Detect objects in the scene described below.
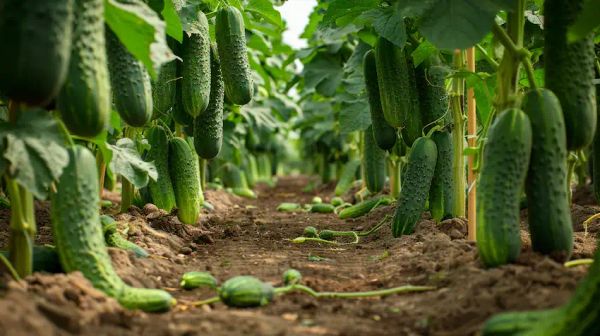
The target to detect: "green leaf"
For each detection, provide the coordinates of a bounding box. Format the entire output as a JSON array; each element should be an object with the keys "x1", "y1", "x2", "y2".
[
  {"x1": 359, "y1": 7, "x2": 407, "y2": 48},
  {"x1": 107, "y1": 138, "x2": 157, "y2": 188},
  {"x1": 321, "y1": 0, "x2": 379, "y2": 28},
  {"x1": 339, "y1": 99, "x2": 371, "y2": 134},
  {"x1": 105, "y1": 0, "x2": 176, "y2": 79},
  {"x1": 302, "y1": 54, "x2": 344, "y2": 97},
  {"x1": 411, "y1": 41, "x2": 437, "y2": 67},
  {"x1": 162, "y1": 0, "x2": 183, "y2": 42},
  {"x1": 464, "y1": 71, "x2": 496, "y2": 127},
  {"x1": 0, "y1": 109, "x2": 70, "y2": 200},
  {"x1": 568, "y1": 0, "x2": 600, "y2": 42},
  {"x1": 246, "y1": 0, "x2": 283, "y2": 28}
]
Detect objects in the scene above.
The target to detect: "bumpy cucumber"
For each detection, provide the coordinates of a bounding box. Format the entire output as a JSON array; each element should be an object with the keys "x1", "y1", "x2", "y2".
[
  {"x1": 215, "y1": 6, "x2": 253, "y2": 105},
  {"x1": 219, "y1": 276, "x2": 274, "y2": 308},
  {"x1": 476, "y1": 109, "x2": 532, "y2": 267},
  {"x1": 363, "y1": 125, "x2": 386, "y2": 193},
  {"x1": 168, "y1": 137, "x2": 202, "y2": 225},
  {"x1": 363, "y1": 49, "x2": 397, "y2": 150},
  {"x1": 172, "y1": 73, "x2": 193, "y2": 126},
  {"x1": 310, "y1": 203, "x2": 335, "y2": 214},
  {"x1": 544, "y1": 0, "x2": 597, "y2": 150},
  {"x1": 429, "y1": 131, "x2": 455, "y2": 222},
  {"x1": 57, "y1": 0, "x2": 110, "y2": 137},
  {"x1": 194, "y1": 44, "x2": 225, "y2": 159},
  {"x1": 338, "y1": 196, "x2": 394, "y2": 219},
  {"x1": 0, "y1": 0, "x2": 73, "y2": 105},
  {"x1": 180, "y1": 271, "x2": 218, "y2": 290},
  {"x1": 51, "y1": 146, "x2": 174, "y2": 312},
  {"x1": 181, "y1": 11, "x2": 211, "y2": 117},
  {"x1": 523, "y1": 89, "x2": 572, "y2": 261},
  {"x1": 152, "y1": 44, "x2": 177, "y2": 118},
  {"x1": 145, "y1": 125, "x2": 176, "y2": 212},
  {"x1": 416, "y1": 59, "x2": 451, "y2": 131},
  {"x1": 106, "y1": 29, "x2": 153, "y2": 127},
  {"x1": 392, "y1": 137, "x2": 437, "y2": 237},
  {"x1": 100, "y1": 215, "x2": 148, "y2": 258}
]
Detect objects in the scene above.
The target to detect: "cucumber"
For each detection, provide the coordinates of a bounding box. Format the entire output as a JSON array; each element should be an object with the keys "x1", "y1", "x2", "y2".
[
  {"x1": 231, "y1": 187, "x2": 257, "y2": 199},
  {"x1": 335, "y1": 160, "x2": 360, "y2": 196},
  {"x1": 0, "y1": 246, "x2": 63, "y2": 274},
  {"x1": 544, "y1": 0, "x2": 597, "y2": 150},
  {"x1": 219, "y1": 276, "x2": 274, "y2": 308},
  {"x1": 152, "y1": 43, "x2": 177, "y2": 118},
  {"x1": 194, "y1": 44, "x2": 225, "y2": 159},
  {"x1": 363, "y1": 49, "x2": 397, "y2": 150},
  {"x1": 0, "y1": 0, "x2": 73, "y2": 105},
  {"x1": 392, "y1": 137, "x2": 437, "y2": 237},
  {"x1": 181, "y1": 11, "x2": 211, "y2": 117},
  {"x1": 309, "y1": 203, "x2": 335, "y2": 214},
  {"x1": 429, "y1": 131, "x2": 455, "y2": 222},
  {"x1": 476, "y1": 109, "x2": 532, "y2": 267},
  {"x1": 100, "y1": 215, "x2": 148, "y2": 258},
  {"x1": 57, "y1": 0, "x2": 110, "y2": 137},
  {"x1": 106, "y1": 28, "x2": 153, "y2": 127},
  {"x1": 51, "y1": 146, "x2": 174, "y2": 312},
  {"x1": 180, "y1": 271, "x2": 218, "y2": 290},
  {"x1": 338, "y1": 196, "x2": 394, "y2": 220},
  {"x1": 216, "y1": 6, "x2": 253, "y2": 105},
  {"x1": 416, "y1": 59, "x2": 451, "y2": 131},
  {"x1": 303, "y1": 226, "x2": 318, "y2": 238},
  {"x1": 330, "y1": 197, "x2": 344, "y2": 207},
  {"x1": 318, "y1": 230, "x2": 335, "y2": 241},
  {"x1": 145, "y1": 126, "x2": 176, "y2": 212},
  {"x1": 172, "y1": 62, "x2": 193, "y2": 126},
  {"x1": 168, "y1": 138, "x2": 202, "y2": 225},
  {"x1": 282, "y1": 269, "x2": 302, "y2": 286},
  {"x1": 375, "y1": 37, "x2": 421, "y2": 144},
  {"x1": 399, "y1": 48, "x2": 423, "y2": 147},
  {"x1": 363, "y1": 125, "x2": 386, "y2": 193},
  {"x1": 523, "y1": 89, "x2": 573, "y2": 261}
]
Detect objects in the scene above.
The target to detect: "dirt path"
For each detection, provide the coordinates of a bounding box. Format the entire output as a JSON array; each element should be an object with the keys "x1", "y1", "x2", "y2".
[{"x1": 0, "y1": 176, "x2": 598, "y2": 335}]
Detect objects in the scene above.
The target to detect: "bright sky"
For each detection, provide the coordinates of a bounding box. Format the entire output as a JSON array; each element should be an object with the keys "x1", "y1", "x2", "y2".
[{"x1": 279, "y1": 0, "x2": 318, "y2": 49}]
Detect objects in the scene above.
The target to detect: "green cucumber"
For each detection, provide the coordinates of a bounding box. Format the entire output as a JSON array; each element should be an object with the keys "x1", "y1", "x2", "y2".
[
  {"x1": 106, "y1": 28, "x2": 153, "y2": 127},
  {"x1": 57, "y1": 0, "x2": 110, "y2": 137},
  {"x1": 363, "y1": 49, "x2": 397, "y2": 150},
  {"x1": 523, "y1": 89, "x2": 573, "y2": 261},
  {"x1": 544, "y1": 0, "x2": 597, "y2": 150},
  {"x1": 145, "y1": 125, "x2": 176, "y2": 212},
  {"x1": 0, "y1": 246, "x2": 62, "y2": 274},
  {"x1": 303, "y1": 226, "x2": 318, "y2": 238},
  {"x1": 392, "y1": 137, "x2": 437, "y2": 237},
  {"x1": 152, "y1": 42, "x2": 177, "y2": 118},
  {"x1": 363, "y1": 125, "x2": 386, "y2": 193},
  {"x1": 0, "y1": 0, "x2": 73, "y2": 105},
  {"x1": 219, "y1": 276, "x2": 274, "y2": 308},
  {"x1": 282, "y1": 269, "x2": 302, "y2": 286},
  {"x1": 338, "y1": 196, "x2": 394, "y2": 220},
  {"x1": 51, "y1": 146, "x2": 174, "y2": 312},
  {"x1": 169, "y1": 138, "x2": 202, "y2": 225},
  {"x1": 476, "y1": 109, "x2": 532, "y2": 267},
  {"x1": 100, "y1": 215, "x2": 148, "y2": 258},
  {"x1": 194, "y1": 44, "x2": 225, "y2": 159},
  {"x1": 215, "y1": 6, "x2": 253, "y2": 105},
  {"x1": 181, "y1": 11, "x2": 211, "y2": 117},
  {"x1": 231, "y1": 187, "x2": 257, "y2": 199},
  {"x1": 429, "y1": 131, "x2": 455, "y2": 222},
  {"x1": 416, "y1": 59, "x2": 451, "y2": 131},
  {"x1": 180, "y1": 271, "x2": 218, "y2": 290},
  {"x1": 335, "y1": 159, "x2": 360, "y2": 196},
  {"x1": 310, "y1": 203, "x2": 335, "y2": 214}
]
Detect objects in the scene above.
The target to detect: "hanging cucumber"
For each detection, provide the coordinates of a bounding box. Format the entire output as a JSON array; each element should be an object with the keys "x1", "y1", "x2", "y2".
[
  {"x1": 169, "y1": 137, "x2": 202, "y2": 225},
  {"x1": 181, "y1": 11, "x2": 211, "y2": 117},
  {"x1": 429, "y1": 131, "x2": 455, "y2": 222},
  {"x1": 106, "y1": 28, "x2": 153, "y2": 127},
  {"x1": 476, "y1": 109, "x2": 532, "y2": 268},
  {"x1": 57, "y1": 0, "x2": 110, "y2": 137},
  {"x1": 172, "y1": 72, "x2": 193, "y2": 126},
  {"x1": 335, "y1": 159, "x2": 360, "y2": 196},
  {"x1": 152, "y1": 41, "x2": 177, "y2": 119},
  {"x1": 544, "y1": 0, "x2": 597, "y2": 150},
  {"x1": 416, "y1": 58, "x2": 451, "y2": 131},
  {"x1": 145, "y1": 125, "x2": 176, "y2": 212},
  {"x1": 363, "y1": 49, "x2": 397, "y2": 151},
  {"x1": 392, "y1": 137, "x2": 437, "y2": 237},
  {"x1": 0, "y1": 0, "x2": 73, "y2": 105},
  {"x1": 363, "y1": 125, "x2": 386, "y2": 193},
  {"x1": 51, "y1": 146, "x2": 174, "y2": 312},
  {"x1": 216, "y1": 6, "x2": 253, "y2": 105},
  {"x1": 193, "y1": 44, "x2": 225, "y2": 159},
  {"x1": 523, "y1": 89, "x2": 573, "y2": 261}
]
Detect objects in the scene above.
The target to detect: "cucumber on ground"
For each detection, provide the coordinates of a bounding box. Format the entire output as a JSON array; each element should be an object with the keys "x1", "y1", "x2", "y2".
[
  {"x1": 429, "y1": 131, "x2": 455, "y2": 222},
  {"x1": 181, "y1": 11, "x2": 211, "y2": 117},
  {"x1": 363, "y1": 49, "x2": 397, "y2": 150},
  {"x1": 363, "y1": 125, "x2": 386, "y2": 193},
  {"x1": 193, "y1": 44, "x2": 225, "y2": 159},
  {"x1": 335, "y1": 160, "x2": 360, "y2": 196},
  {"x1": 57, "y1": 0, "x2": 110, "y2": 137},
  {"x1": 100, "y1": 215, "x2": 149, "y2": 258},
  {"x1": 392, "y1": 137, "x2": 437, "y2": 237},
  {"x1": 476, "y1": 109, "x2": 532, "y2": 268},
  {"x1": 169, "y1": 137, "x2": 202, "y2": 225},
  {"x1": 338, "y1": 196, "x2": 394, "y2": 220},
  {"x1": 544, "y1": 0, "x2": 597, "y2": 150},
  {"x1": 106, "y1": 28, "x2": 153, "y2": 127},
  {"x1": 180, "y1": 271, "x2": 218, "y2": 290},
  {"x1": 51, "y1": 146, "x2": 174, "y2": 312},
  {"x1": 523, "y1": 89, "x2": 573, "y2": 261},
  {"x1": 310, "y1": 203, "x2": 335, "y2": 214},
  {"x1": 216, "y1": 6, "x2": 253, "y2": 105},
  {"x1": 0, "y1": 0, "x2": 73, "y2": 106},
  {"x1": 219, "y1": 276, "x2": 274, "y2": 308},
  {"x1": 1, "y1": 246, "x2": 63, "y2": 274},
  {"x1": 145, "y1": 125, "x2": 176, "y2": 212}
]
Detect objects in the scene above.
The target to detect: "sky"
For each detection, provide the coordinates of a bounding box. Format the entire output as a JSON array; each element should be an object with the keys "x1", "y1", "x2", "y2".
[{"x1": 278, "y1": 0, "x2": 318, "y2": 49}]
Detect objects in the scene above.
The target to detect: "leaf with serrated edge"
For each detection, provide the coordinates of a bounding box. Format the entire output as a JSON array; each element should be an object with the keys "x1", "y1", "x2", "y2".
[{"x1": 108, "y1": 138, "x2": 157, "y2": 188}]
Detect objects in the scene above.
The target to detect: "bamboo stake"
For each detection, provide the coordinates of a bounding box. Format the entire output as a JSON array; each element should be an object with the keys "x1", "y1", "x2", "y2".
[{"x1": 466, "y1": 47, "x2": 477, "y2": 241}]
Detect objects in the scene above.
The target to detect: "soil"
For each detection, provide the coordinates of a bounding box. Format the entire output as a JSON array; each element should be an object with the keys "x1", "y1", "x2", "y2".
[{"x1": 0, "y1": 176, "x2": 598, "y2": 336}]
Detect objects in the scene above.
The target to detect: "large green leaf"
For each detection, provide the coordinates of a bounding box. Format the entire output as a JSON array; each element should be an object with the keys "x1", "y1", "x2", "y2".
[
  {"x1": 321, "y1": 0, "x2": 379, "y2": 28},
  {"x1": 105, "y1": 0, "x2": 175, "y2": 79},
  {"x1": 0, "y1": 109, "x2": 70, "y2": 200},
  {"x1": 339, "y1": 98, "x2": 371, "y2": 135},
  {"x1": 246, "y1": 0, "x2": 283, "y2": 28},
  {"x1": 568, "y1": 0, "x2": 600, "y2": 42},
  {"x1": 302, "y1": 54, "x2": 344, "y2": 97},
  {"x1": 358, "y1": 6, "x2": 407, "y2": 48},
  {"x1": 107, "y1": 138, "x2": 157, "y2": 188}
]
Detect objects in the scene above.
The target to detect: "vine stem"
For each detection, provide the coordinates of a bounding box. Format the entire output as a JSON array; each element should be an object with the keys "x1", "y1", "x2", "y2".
[
  {"x1": 475, "y1": 44, "x2": 499, "y2": 70},
  {"x1": 564, "y1": 259, "x2": 594, "y2": 268},
  {"x1": 192, "y1": 296, "x2": 221, "y2": 306},
  {"x1": 274, "y1": 284, "x2": 436, "y2": 299},
  {"x1": 0, "y1": 253, "x2": 20, "y2": 281},
  {"x1": 492, "y1": 22, "x2": 538, "y2": 90}
]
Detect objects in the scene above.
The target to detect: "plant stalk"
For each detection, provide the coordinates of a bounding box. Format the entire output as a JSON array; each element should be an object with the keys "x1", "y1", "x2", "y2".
[{"x1": 451, "y1": 51, "x2": 466, "y2": 218}]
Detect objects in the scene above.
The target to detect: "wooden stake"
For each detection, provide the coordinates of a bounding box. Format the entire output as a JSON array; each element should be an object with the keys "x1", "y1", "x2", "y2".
[{"x1": 466, "y1": 47, "x2": 477, "y2": 241}]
